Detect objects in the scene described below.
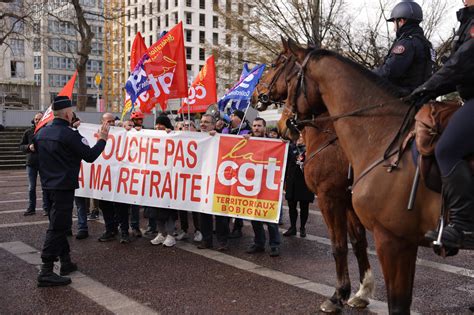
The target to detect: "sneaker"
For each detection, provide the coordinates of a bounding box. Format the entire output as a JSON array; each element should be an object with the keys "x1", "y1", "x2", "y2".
[
  {"x1": 193, "y1": 230, "x2": 203, "y2": 242},
  {"x1": 163, "y1": 235, "x2": 176, "y2": 247},
  {"x1": 246, "y1": 244, "x2": 265, "y2": 254},
  {"x1": 43, "y1": 210, "x2": 49, "y2": 217},
  {"x1": 88, "y1": 210, "x2": 100, "y2": 221},
  {"x1": 150, "y1": 233, "x2": 166, "y2": 245},
  {"x1": 131, "y1": 228, "x2": 142, "y2": 238},
  {"x1": 24, "y1": 209, "x2": 36, "y2": 216},
  {"x1": 120, "y1": 233, "x2": 131, "y2": 244},
  {"x1": 176, "y1": 230, "x2": 188, "y2": 240},
  {"x1": 75, "y1": 230, "x2": 89, "y2": 240},
  {"x1": 228, "y1": 229, "x2": 242, "y2": 239},
  {"x1": 98, "y1": 231, "x2": 115, "y2": 242},
  {"x1": 269, "y1": 247, "x2": 280, "y2": 257}
]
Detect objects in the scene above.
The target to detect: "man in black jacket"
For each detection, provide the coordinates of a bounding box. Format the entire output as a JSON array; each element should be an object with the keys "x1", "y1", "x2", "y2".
[
  {"x1": 410, "y1": 0, "x2": 474, "y2": 249},
  {"x1": 19, "y1": 112, "x2": 49, "y2": 216},
  {"x1": 374, "y1": 0, "x2": 434, "y2": 96}
]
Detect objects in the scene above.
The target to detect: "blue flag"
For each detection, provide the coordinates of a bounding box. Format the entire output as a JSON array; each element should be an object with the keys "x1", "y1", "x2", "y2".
[
  {"x1": 218, "y1": 64, "x2": 265, "y2": 112},
  {"x1": 125, "y1": 54, "x2": 150, "y2": 105}
]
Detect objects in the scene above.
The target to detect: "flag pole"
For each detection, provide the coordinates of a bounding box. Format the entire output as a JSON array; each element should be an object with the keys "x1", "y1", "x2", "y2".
[
  {"x1": 237, "y1": 100, "x2": 249, "y2": 134},
  {"x1": 187, "y1": 98, "x2": 191, "y2": 124}
]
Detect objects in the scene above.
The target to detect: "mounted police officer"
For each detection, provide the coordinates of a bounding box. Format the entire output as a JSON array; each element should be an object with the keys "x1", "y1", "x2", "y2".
[
  {"x1": 410, "y1": 0, "x2": 474, "y2": 249},
  {"x1": 34, "y1": 96, "x2": 109, "y2": 287},
  {"x1": 374, "y1": 0, "x2": 434, "y2": 96}
]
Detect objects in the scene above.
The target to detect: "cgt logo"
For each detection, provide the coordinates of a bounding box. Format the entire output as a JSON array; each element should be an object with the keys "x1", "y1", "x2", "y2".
[
  {"x1": 214, "y1": 137, "x2": 285, "y2": 199},
  {"x1": 183, "y1": 84, "x2": 207, "y2": 105}
]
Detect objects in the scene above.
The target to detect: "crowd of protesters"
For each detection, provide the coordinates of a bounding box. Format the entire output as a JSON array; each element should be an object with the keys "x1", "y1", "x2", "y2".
[{"x1": 20, "y1": 109, "x2": 315, "y2": 258}]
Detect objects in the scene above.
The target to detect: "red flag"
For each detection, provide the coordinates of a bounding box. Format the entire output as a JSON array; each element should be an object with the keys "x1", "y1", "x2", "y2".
[
  {"x1": 130, "y1": 32, "x2": 148, "y2": 72},
  {"x1": 35, "y1": 71, "x2": 77, "y2": 133},
  {"x1": 139, "y1": 22, "x2": 188, "y2": 112},
  {"x1": 179, "y1": 55, "x2": 217, "y2": 113}
]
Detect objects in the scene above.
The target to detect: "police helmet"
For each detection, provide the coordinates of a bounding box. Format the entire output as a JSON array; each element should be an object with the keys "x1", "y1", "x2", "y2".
[{"x1": 387, "y1": 0, "x2": 423, "y2": 22}]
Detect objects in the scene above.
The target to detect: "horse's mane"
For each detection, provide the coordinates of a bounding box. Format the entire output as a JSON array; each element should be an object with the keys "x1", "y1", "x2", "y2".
[{"x1": 310, "y1": 49, "x2": 403, "y2": 98}]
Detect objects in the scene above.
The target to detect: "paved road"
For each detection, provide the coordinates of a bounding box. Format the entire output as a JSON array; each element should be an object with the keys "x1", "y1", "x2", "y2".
[{"x1": 0, "y1": 169, "x2": 473, "y2": 314}]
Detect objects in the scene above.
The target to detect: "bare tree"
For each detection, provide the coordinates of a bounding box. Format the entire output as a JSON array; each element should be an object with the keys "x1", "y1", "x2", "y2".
[{"x1": 0, "y1": 0, "x2": 36, "y2": 47}]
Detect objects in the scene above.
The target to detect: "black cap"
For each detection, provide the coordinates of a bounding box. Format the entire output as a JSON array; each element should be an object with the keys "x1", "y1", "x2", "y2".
[
  {"x1": 232, "y1": 110, "x2": 245, "y2": 121},
  {"x1": 52, "y1": 96, "x2": 72, "y2": 110}
]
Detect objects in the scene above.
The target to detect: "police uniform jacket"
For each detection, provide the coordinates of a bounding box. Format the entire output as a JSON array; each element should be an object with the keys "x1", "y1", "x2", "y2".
[
  {"x1": 374, "y1": 23, "x2": 433, "y2": 95},
  {"x1": 19, "y1": 126, "x2": 39, "y2": 167},
  {"x1": 33, "y1": 118, "x2": 106, "y2": 190},
  {"x1": 417, "y1": 6, "x2": 474, "y2": 100}
]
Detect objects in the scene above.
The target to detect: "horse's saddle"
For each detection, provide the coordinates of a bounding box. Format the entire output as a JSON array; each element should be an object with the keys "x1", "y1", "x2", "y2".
[{"x1": 412, "y1": 101, "x2": 474, "y2": 193}]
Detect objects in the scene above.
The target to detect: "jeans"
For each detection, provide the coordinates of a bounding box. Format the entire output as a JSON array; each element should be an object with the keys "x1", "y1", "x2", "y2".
[
  {"x1": 251, "y1": 221, "x2": 281, "y2": 248},
  {"x1": 74, "y1": 196, "x2": 88, "y2": 232},
  {"x1": 130, "y1": 205, "x2": 140, "y2": 230}
]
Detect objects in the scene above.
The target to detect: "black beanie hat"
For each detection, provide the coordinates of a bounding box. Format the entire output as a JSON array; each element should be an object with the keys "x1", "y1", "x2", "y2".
[
  {"x1": 232, "y1": 110, "x2": 245, "y2": 121},
  {"x1": 52, "y1": 96, "x2": 72, "y2": 110}
]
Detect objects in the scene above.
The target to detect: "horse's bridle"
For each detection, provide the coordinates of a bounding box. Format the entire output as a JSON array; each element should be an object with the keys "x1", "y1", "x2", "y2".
[{"x1": 256, "y1": 52, "x2": 296, "y2": 106}]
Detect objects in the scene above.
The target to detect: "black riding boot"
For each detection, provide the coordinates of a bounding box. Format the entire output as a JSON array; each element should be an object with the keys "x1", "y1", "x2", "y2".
[
  {"x1": 439, "y1": 161, "x2": 474, "y2": 248},
  {"x1": 37, "y1": 258, "x2": 71, "y2": 287},
  {"x1": 59, "y1": 254, "x2": 78, "y2": 276}
]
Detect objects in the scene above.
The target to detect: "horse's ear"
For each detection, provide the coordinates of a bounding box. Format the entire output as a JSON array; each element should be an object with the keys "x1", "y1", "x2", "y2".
[
  {"x1": 287, "y1": 38, "x2": 306, "y2": 62},
  {"x1": 281, "y1": 35, "x2": 288, "y2": 50}
]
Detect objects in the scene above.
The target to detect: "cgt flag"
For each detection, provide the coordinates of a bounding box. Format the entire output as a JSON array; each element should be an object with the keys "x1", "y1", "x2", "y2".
[
  {"x1": 217, "y1": 64, "x2": 265, "y2": 112},
  {"x1": 35, "y1": 71, "x2": 77, "y2": 133},
  {"x1": 125, "y1": 22, "x2": 188, "y2": 113},
  {"x1": 179, "y1": 55, "x2": 217, "y2": 113}
]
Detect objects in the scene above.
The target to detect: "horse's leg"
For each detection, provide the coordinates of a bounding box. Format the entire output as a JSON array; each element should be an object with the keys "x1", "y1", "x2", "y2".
[
  {"x1": 346, "y1": 207, "x2": 374, "y2": 309},
  {"x1": 374, "y1": 225, "x2": 418, "y2": 314},
  {"x1": 318, "y1": 194, "x2": 351, "y2": 313}
]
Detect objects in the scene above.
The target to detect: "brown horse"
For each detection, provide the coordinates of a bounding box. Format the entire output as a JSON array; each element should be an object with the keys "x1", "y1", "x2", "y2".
[
  {"x1": 254, "y1": 38, "x2": 374, "y2": 313},
  {"x1": 280, "y1": 40, "x2": 442, "y2": 314}
]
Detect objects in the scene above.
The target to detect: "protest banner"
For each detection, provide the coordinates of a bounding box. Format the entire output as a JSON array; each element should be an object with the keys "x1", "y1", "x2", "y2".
[{"x1": 75, "y1": 124, "x2": 288, "y2": 223}]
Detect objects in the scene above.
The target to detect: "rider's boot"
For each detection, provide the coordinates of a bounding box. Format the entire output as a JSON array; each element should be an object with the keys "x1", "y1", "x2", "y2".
[{"x1": 436, "y1": 161, "x2": 474, "y2": 248}]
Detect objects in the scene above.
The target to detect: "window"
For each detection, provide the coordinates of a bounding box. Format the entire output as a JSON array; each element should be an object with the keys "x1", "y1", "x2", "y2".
[
  {"x1": 186, "y1": 64, "x2": 192, "y2": 71},
  {"x1": 186, "y1": 46, "x2": 192, "y2": 59},
  {"x1": 134, "y1": 7, "x2": 137, "y2": 18},
  {"x1": 185, "y1": 29, "x2": 192, "y2": 42},
  {"x1": 199, "y1": 0, "x2": 205, "y2": 9},
  {"x1": 127, "y1": 25, "x2": 131, "y2": 36},
  {"x1": 127, "y1": 9, "x2": 130, "y2": 21},
  {"x1": 212, "y1": 0, "x2": 218, "y2": 9},
  {"x1": 225, "y1": 34, "x2": 231, "y2": 45},
  {"x1": 212, "y1": 33, "x2": 218, "y2": 45},
  {"x1": 199, "y1": 64, "x2": 204, "y2": 71},
  {"x1": 238, "y1": 36, "x2": 243, "y2": 48},
  {"x1": 10, "y1": 61, "x2": 25, "y2": 78},
  {"x1": 174, "y1": 0, "x2": 178, "y2": 6},
  {"x1": 33, "y1": 22, "x2": 40, "y2": 34},
  {"x1": 199, "y1": 13, "x2": 205, "y2": 26},
  {"x1": 186, "y1": 0, "x2": 191, "y2": 6},
  {"x1": 225, "y1": 0, "x2": 231, "y2": 12},
  {"x1": 238, "y1": 2, "x2": 243, "y2": 14},
  {"x1": 34, "y1": 74, "x2": 41, "y2": 86},
  {"x1": 149, "y1": 2, "x2": 153, "y2": 14},
  {"x1": 34, "y1": 56, "x2": 41, "y2": 69},
  {"x1": 185, "y1": 12, "x2": 192, "y2": 24},
  {"x1": 174, "y1": 12, "x2": 178, "y2": 24},
  {"x1": 128, "y1": 40, "x2": 131, "y2": 51},
  {"x1": 33, "y1": 38, "x2": 41, "y2": 52},
  {"x1": 134, "y1": 23, "x2": 137, "y2": 34},
  {"x1": 10, "y1": 39, "x2": 25, "y2": 56},
  {"x1": 142, "y1": 21, "x2": 145, "y2": 32},
  {"x1": 142, "y1": 4, "x2": 145, "y2": 16},
  {"x1": 157, "y1": 0, "x2": 160, "y2": 11},
  {"x1": 127, "y1": 0, "x2": 130, "y2": 5},
  {"x1": 199, "y1": 48, "x2": 205, "y2": 61},
  {"x1": 149, "y1": 35, "x2": 153, "y2": 46},
  {"x1": 165, "y1": 14, "x2": 169, "y2": 27},
  {"x1": 199, "y1": 31, "x2": 205, "y2": 44},
  {"x1": 149, "y1": 18, "x2": 153, "y2": 30},
  {"x1": 165, "y1": 0, "x2": 168, "y2": 9},
  {"x1": 213, "y1": 16, "x2": 218, "y2": 28},
  {"x1": 157, "y1": 16, "x2": 161, "y2": 27}
]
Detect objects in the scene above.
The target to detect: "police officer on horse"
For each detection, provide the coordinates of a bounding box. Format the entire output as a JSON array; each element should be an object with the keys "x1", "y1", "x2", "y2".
[
  {"x1": 34, "y1": 96, "x2": 109, "y2": 287},
  {"x1": 410, "y1": 0, "x2": 474, "y2": 249},
  {"x1": 374, "y1": 0, "x2": 434, "y2": 96}
]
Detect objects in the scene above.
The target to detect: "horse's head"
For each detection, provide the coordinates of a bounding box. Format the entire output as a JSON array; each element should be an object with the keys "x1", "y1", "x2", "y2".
[
  {"x1": 253, "y1": 36, "x2": 299, "y2": 111},
  {"x1": 278, "y1": 39, "x2": 327, "y2": 141}
]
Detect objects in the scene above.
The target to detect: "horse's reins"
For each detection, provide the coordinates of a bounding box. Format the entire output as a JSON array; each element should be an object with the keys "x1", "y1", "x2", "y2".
[{"x1": 256, "y1": 53, "x2": 292, "y2": 106}]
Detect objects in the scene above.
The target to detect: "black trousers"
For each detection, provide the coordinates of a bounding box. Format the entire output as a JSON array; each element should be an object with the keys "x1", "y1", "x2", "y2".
[
  {"x1": 200, "y1": 213, "x2": 230, "y2": 246},
  {"x1": 41, "y1": 190, "x2": 74, "y2": 261},
  {"x1": 179, "y1": 211, "x2": 200, "y2": 232},
  {"x1": 99, "y1": 200, "x2": 129, "y2": 234}
]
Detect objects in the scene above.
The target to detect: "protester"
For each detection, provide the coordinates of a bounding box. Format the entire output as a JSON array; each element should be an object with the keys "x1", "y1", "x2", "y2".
[
  {"x1": 131, "y1": 111, "x2": 145, "y2": 130},
  {"x1": 19, "y1": 112, "x2": 50, "y2": 216},
  {"x1": 267, "y1": 127, "x2": 279, "y2": 139},
  {"x1": 243, "y1": 117, "x2": 281, "y2": 257},
  {"x1": 34, "y1": 96, "x2": 109, "y2": 287},
  {"x1": 123, "y1": 119, "x2": 134, "y2": 131},
  {"x1": 283, "y1": 134, "x2": 315, "y2": 238},
  {"x1": 197, "y1": 114, "x2": 230, "y2": 250},
  {"x1": 97, "y1": 113, "x2": 132, "y2": 244}
]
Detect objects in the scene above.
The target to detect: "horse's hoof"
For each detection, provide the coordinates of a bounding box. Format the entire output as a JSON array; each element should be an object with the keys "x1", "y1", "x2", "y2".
[
  {"x1": 320, "y1": 299, "x2": 342, "y2": 313},
  {"x1": 347, "y1": 296, "x2": 370, "y2": 309}
]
